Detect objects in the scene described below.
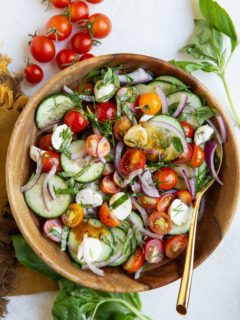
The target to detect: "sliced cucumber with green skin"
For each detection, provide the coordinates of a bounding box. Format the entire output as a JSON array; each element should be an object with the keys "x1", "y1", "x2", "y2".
[
  {"x1": 36, "y1": 94, "x2": 74, "y2": 129},
  {"x1": 147, "y1": 114, "x2": 184, "y2": 135},
  {"x1": 110, "y1": 230, "x2": 133, "y2": 267},
  {"x1": 155, "y1": 76, "x2": 187, "y2": 89},
  {"x1": 74, "y1": 162, "x2": 105, "y2": 183},
  {"x1": 24, "y1": 174, "x2": 71, "y2": 218},
  {"x1": 128, "y1": 211, "x2": 144, "y2": 245},
  {"x1": 61, "y1": 140, "x2": 87, "y2": 175}
]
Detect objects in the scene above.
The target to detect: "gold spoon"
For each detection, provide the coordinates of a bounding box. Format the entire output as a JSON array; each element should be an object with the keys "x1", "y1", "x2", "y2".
[{"x1": 176, "y1": 142, "x2": 223, "y2": 315}]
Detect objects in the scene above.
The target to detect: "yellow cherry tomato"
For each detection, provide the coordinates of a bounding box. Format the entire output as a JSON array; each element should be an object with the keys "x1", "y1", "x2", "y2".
[
  {"x1": 139, "y1": 92, "x2": 161, "y2": 115},
  {"x1": 62, "y1": 203, "x2": 84, "y2": 228}
]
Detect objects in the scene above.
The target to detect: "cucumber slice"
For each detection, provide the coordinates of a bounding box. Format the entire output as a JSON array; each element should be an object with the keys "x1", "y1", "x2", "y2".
[
  {"x1": 147, "y1": 114, "x2": 184, "y2": 135},
  {"x1": 155, "y1": 76, "x2": 187, "y2": 89},
  {"x1": 110, "y1": 230, "x2": 133, "y2": 267},
  {"x1": 173, "y1": 164, "x2": 193, "y2": 179},
  {"x1": 24, "y1": 174, "x2": 71, "y2": 218},
  {"x1": 128, "y1": 211, "x2": 144, "y2": 245},
  {"x1": 136, "y1": 81, "x2": 178, "y2": 96},
  {"x1": 74, "y1": 162, "x2": 104, "y2": 183},
  {"x1": 169, "y1": 208, "x2": 193, "y2": 235},
  {"x1": 61, "y1": 140, "x2": 87, "y2": 176},
  {"x1": 36, "y1": 94, "x2": 74, "y2": 129}
]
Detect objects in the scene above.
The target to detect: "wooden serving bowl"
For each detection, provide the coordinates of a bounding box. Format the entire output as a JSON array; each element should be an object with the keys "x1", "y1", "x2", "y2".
[{"x1": 6, "y1": 54, "x2": 240, "y2": 292}]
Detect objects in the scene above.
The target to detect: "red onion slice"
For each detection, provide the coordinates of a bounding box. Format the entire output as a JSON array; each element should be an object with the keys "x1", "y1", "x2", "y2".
[
  {"x1": 206, "y1": 119, "x2": 223, "y2": 144},
  {"x1": 114, "y1": 142, "x2": 124, "y2": 175},
  {"x1": 204, "y1": 140, "x2": 223, "y2": 185},
  {"x1": 156, "y1": 86, "x2": 168, "y2": 114},
  {"x1": 37, "y1": 120, "x2": 62, "y2": 136},
  {"x1": 131, "y1": 181, "x2": 141, "y2": 193},
  {"x1": 190, "y1": 169, "x2": 196, "y2": 200},
  {"x1": 172, "y1": 95, "x2": 188, "y2": 118},
  {"x1": 82, "y1": 252, "x2": 122, "y2": 270},
  {"x1": 21, "y1": 151, "x2": 42, "y2": 192},
  {"x1": 113, "y1": 171, "x2": 124, "y2": 187},
  {"x1": 216, "y1": 115, "x2": 227, "y2": 143},
  {"x1": 181, "y1": 168, "x2": 195, "y2": 200},
  {"x1": 138, "y1": 170, "x2": 160, "y2": 198},
  {"x1": 131, "y1": 198, "x2": 148, "y2": 226},
  {"x1": 129, "y1": 214, "x2": 163, "y2": 240},
  {"x1": 118, "y1": 68, "x2": 153, "y2": 84},
  {"x1": 63, "y1": 85, "x2": 74, "y2": 95},
  {"x1": 42, "y1": 159, "x2": 58, "y2": 211},
  {"x1": 78, "y1": 94, "x2": 95, "y2": 102},
  {"x1": 123, "y1": 169, "x2": 143, "y2": 187},
  {"x1": 97, "y1": 136, "x2": 109, "y2": 164},
  {"x1": 93, "y1": 127, "x2": 101, "y2": 135}
]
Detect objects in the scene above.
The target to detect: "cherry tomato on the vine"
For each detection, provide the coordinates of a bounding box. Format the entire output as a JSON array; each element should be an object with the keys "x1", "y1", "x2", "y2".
[
  {"x1": 71, "y1": 32, "x2": 93, "y2": 54},
  {"x1": 79, "y1": 53, "x2": 95, "y2": 61},
  {"x1": 95, "y1": 101, "x2": 117, "y2": 122},
  {"x1": 189, "y1": 144, "x2": 205, "y2": 168},
  {"x1": 64, "y1": 109, "x2": 88, "y2": 133},
  {"x1": 56, "y1": 49, "x2": 78, "y2": 69},
  {"x1": 24, "y1": 63, "x2": 44, "y2": 84},
  {"x1": 47, "y1": 15, "x2": 72, "y2": 41},
  {"x1": 30, "y1": 35, "x2": 55, "y2": 63},
  {"x1": 51, "y1": 0, "x2": 69, "y2": 9},
  {"x1": 153, "y1": 168, "x2": 178, "y2": 191},
  {"x1": 69, "y1": 1, "x2": 89, "y2": 23},
  {"x1": 89, "y1": 13, "x2": 112, "y2": 39}
]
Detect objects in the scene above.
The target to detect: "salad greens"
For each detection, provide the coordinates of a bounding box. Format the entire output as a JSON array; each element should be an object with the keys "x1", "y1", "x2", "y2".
[{"x1": 171, "y1": 0, "x2": 239, "y2": 126}]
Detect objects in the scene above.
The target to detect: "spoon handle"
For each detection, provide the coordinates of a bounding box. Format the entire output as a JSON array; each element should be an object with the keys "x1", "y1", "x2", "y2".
[{"x1": 176, "y1": 194, "x2": 202, "y2": 315}]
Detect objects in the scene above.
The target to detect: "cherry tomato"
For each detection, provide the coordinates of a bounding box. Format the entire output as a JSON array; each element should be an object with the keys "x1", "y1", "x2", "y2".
[
  {"x1": 86, "y1": 0, "x2": 103, "y2": 3},
  {"x1": 62, "y1": 203, "x2": 83, "y2": 227},
  {"x1": 86, "y1": 134, "x2": 110, "y2": 157},
  {"x1": 102, "y1": 163, "x2": 114, "y2": 176},
  {"x1": 47, "y1": 15, "x2": 72, "y2": 41},
  {"x1": 38, "y1": 134, "x2": 53, "y2": 151},
  {"x1": 153, "y1": 168, "x2": 178, "y2": 191},
  {"x1": 120, "y1": 149, "x2": 146, "y2": 175},
  {"x1": 123, "y1": 246, "x2": 145, "y2": 273},
  {"x1": 51, "y1": 0, "x2": 69, "y2": 8},
  {"x1": 96, "y1": 101, "x2": 117, "y2": 122},
  {"x1": 100, "y1": 175, "x2": 121, "y2": 195},
  {"x1": 180, "y1": 121, "x2": 195, "y2": 138},
  {"x1": 190, "y1": 144, "x2": 205, "y2": 168},
  {"x1": 79, "y1": 53, "x2": 95, "y2": 61},
  {"x1": 56, "y1": 49, "x2": 78, "y2": 69},
  {"x1": 139, "y1": 93, "x2": 161, "y2": 115},
  {"x1": 157, "y1": 193, "x2": 175, "y2": 212},
  {"x1": 41, "y1": 151, "x2": 62, "y2": 172},
  {"x1": 77, "y1": 82, "x2": 94, "y2": 95},
  {"x1": 98, "y1": 202, "x2": 120, "y2": 227},
  {"x1": 69, "y1": 1, "x2": 89, "y2": 23},
  {"x1": 113, "y1": 116, "x2": 132, "y2": 141},
  {"x1": 64, "y1": 109, "x2": 88, "y2": 133},
  {"x1": 173, "y1": 144, "x2": 193, "y2": 164},
  {"x1": 30, "y1": 35, "x2": 55, "y2": 63},
  {"x1": 43, "y1": 219, "x2": 62, "y2": 242},
  {"x1": 138, "y1": 195, "x2": 159, "y2": 210},
  {"x1": 165, "y1": 235, "x2": 188, "y2": 259},
  {"x1": 24, "y1": 63, "x2": 44, "y2": 84},
  {"x1": 175, "y1": 190, "x2": 192, "y2": 206},
  {"x1": 148, "y1": 211, "x2": 172, "y2": 235},
  {"x1": 89, "y1": 13, "x2": 112, "y2": 39},
  {"x1": 144, "y1": 239, "x2": 165, "y2": 263},
  {"x1": 71, "y1": 32, "x2": 93, "y2": 54}
]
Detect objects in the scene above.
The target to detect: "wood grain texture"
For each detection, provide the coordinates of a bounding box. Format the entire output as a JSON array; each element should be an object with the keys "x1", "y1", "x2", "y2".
[{"x1": 6, "y1": 54, "x2": 240, "y2": 292}]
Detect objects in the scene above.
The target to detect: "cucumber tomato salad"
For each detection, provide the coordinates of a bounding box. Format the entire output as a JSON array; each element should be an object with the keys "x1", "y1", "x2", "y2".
[{"x1": 21, "y1": 66, "x2": 226, "y2": 277}]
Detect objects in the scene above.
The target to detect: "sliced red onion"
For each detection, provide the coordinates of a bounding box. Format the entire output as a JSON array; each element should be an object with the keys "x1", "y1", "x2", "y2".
[
  {"x1": 138, "y1": 170, "x2": 160, "y2": 198},
  {"x1": 129, "y1": 214, "x2": 163, "y2": 240},
  {"x1": 63, "y1": 85, "x2": 74, "y2": 95},
  {"x1": 123, "y1": 169, "x2": 143, "y2": 187},
  {"x1": 36, "y1": 120, "x2": 62, "y2": 136},
  {"x1": 42, "y1": 159, "x2": 58, "y2": 210},
  {"x1": 93, "y1": 127, "x2": 101, "y2": 135},
  {"x1": 118, "y1": 68, "x2": 153, "y2": 84},
  {"x1": 172, "y1": 95, "x2": 188, "y2": 118},
  {"x1": 97, "y1": 136, "x2": 108, "y2": 164},
  {"x1": 114, "y1": 141, "x2": 124, "y2": 175},
  {"x1": 82, "y1": 252, "x2": 122, "y2": 270},
  {"x1": 216, "y1": 115, "x2": 227, "y2": 143},
  {"x1": 21, "y1": 151, "x2": 42, "y2": 192},
  {"x1": 78, "y1": 94, "x2": 95, "y2": 102},
  {"x1": 180, "y1": 168, "x2": 192, "y2": 194},
  {"x1": 48, "y1": 178, "x2": 56, "y2": 200},
  {"x1": 113, "y1": 171, "x2": 124, "y2": 187},
  {"x1": 131, "y1": 181, "x2": 141, "y2": 193},
  {"x1": 103, "y1": 163, "x2": 114, "y2": 176},
  {"x1": 156, "y1": 86, "x2": 168, "y2": 114},
  {"x1": 138, "y1": 147, "x2": 160, "y2": 155},
  {"x1": 190, "y1": 169, "x2": 196, "y2": 200},
  {"x1": 131, "y1": 198, "x2": 148, "y2": 226},
  {"x1": 204, "y1": 140, "x2": 223, "y2": 185},
  {"x1": 206, "y1": 119, "x2": 223, "y2": 144},
  {"x1": 134, "y1": 265, "x2": 144, "y2": 280}
]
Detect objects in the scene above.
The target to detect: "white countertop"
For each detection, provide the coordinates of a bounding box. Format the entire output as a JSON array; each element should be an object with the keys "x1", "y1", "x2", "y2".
[{"x1": 1, "y1": 0, "x2": 240, "y2": 319}]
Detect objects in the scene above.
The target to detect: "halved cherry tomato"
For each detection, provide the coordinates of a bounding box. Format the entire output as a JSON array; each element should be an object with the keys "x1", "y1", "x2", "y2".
[
  {"x1": 89, "y1": 13, "x2": 112, "y2": 39},
  {"x1": 41, "y1": 151, "x2": 62, "y2": 172},
  {"x1": 139, "y1": 93, "x2": 161, "y2": 115},
  {"x1": 69, "y1": 1, "x2": 89, "y2": 23},
  {"x1": 120, "y1": 148, "x2": 146, "y2": 175},
  {"x1": 144, "y1": 239, "x2": 165, "y2": 263},
  {"x1": 71, "y1": 32, "x2": 93, "y2": 54},
  {"x1": 102, "y1": 163, "x2": 114, "y2": 176},
  {"x1": 51, "y1": 0, "x2": 69, "y2": 9},
  {"x1": 79, "y1": 53, "x2": 95, "y2": 61},
  {"x1": 123, "y1": 246, "x2": 144, "y2": 273},
  {"x1": 47, "y1": 15, "x2": 72, "y2": 41},
  {"x1": 86, "y1": 0, "x2": 103, "y2": 3},
  {"x1": 30, "y1": 35, "x2": 55, "y2": 63},
  {"x1": 180, "y1": 121, "x2": 195, "y2": 138},
  {"x1": 100, "y1": 175, "x2": 121, "y2": 195},
  {"x1": 190, "y1": 144, "x2": 205, "y2": 168},
  {"x1": 138, "y1": 195, "x2": 159, "y2": 210},
  {"x1": 153, "y1": 168, "x2": 178, "y2": 191},
  {"x1": 165, "y1": 235, "x2": 188, "y2": 259},
  {"x1": 62, "y1": 203, "x2": 83, "y2": 227},
  {"x1": 148, "y1": 211, "x2": 172, "y2": 235},
  {"x1": 175, "y1": 190, "x2": 192, "y2": 206},
  {"x1": 43, "y1": 219, "x2": 62, "y2": 242},
  {"x1": 173, "y1": 144, "x2": 193, "y2": 164},
  {"x1": 38, "y1": 134, "x2": 53, "y2": 151},
  {"x1": 56, "y1": 49, "x2": 78, "y2": 69},
  {"x1": 113, "y1": 116, "x2": 132, "y2": 141},
  {"x1": 157, "y1": 193, "x2": 175, "y2": 212},
  {"x1": 24, "y1": 63, "x2": 44, "y2": 84},
  {"x1": 96, "y1": 101, "x2": 117, "y2": 122},
  {"x1": 86, "y1": 134, "x2": 110, "y2": 157},
  {"x1": 64, "y1": 109, "x2": 88, "y2": 133},
  {"x1": 98, "y1": 202, "x2": 120, "y2": 227}
]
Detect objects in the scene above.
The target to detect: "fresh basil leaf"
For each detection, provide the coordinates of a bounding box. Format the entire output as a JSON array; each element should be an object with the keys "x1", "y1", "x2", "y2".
[
  {"x1": 172, "y1": 137, "x2": 183, "y2": 153},
  {"x1": 170, "y1": 60, "x2": 217, "y2": 73},
  {"x1": 196, "y1": 106, "x2": 215, "y2": 125},
  {"x1": 199, "y1": 0, "x2": 238, "y2": 52},
  {"x1": 103, "y1": 67, "x2": 113, "y2": 85}
]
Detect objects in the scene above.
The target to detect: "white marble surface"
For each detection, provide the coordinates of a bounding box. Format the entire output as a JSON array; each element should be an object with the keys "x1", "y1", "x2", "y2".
[{"x1": 1, "y1": 0, "x2": 240, "y2": 319}]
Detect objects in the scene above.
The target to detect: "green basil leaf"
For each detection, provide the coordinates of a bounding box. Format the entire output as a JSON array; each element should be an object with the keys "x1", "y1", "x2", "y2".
[
  {"x1": 170, "y1": 60, "x2": 217, "y2": 73},
  {"x1": 172, "y1": 137, "x2": 183, "y2": 153},
  {"x1": 196, "y1": 106, "x2": 215, "y2": 125}
]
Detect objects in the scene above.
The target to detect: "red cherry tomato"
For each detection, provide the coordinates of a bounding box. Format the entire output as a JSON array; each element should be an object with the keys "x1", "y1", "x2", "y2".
[
  {"x1": 86, "y1": 0, "x2": 103, "y2": 3},
  {"x1": 51, "y1": 0, "x2": 69, "y2": 9},
  {"x1": 102, "y1": 163, "x2": 114, "y2": 176},
  {"x1": 38, "y1": 134, "x2": 53, "y2": 151},
  {"x1": 153, "y1": 168, "x2": 178, "y2": 191},
  {"x1": 148, "y1": 211, "x2": 172, "y2": 235},
  {"x1": 24, "y1": 64, "x2": 44, "y2": 84},
  {"x1": 123, "y1": 246, "x2": 145, "y2": 273},
  {"x1": 190, "y1": 144, "x2": 205, "y2": 168},
  {"x1": 120, "y1": 149, "x2": 146, "y2": 175},
  {"x1": 98, "y1": 202, "x2": 120, "y2": 227},
  {"x1": 69, "y1": 1, "x2": 89, "y2": 23},
  {"x1": 64, "y1": 109, "x2": 88, "y2": 133},
  {"x1": 144, "y1": 239, "x2": 165, "y2": 263},
  {"x1": 165, "y1": 235, "x2": 188, "y2": 259},
  {"x1": 41, "y1": 151, "x2": 62, "y2": 172},
  {"x1": 43, "y1": 219, "x2": 63, "y2": 242},
  {"x1": 95, "y1": 101, "x2": 117, "y2": 122},
  {"x1": 56, "y1": 49, "x2": 78, "y2": 69},
  {"x1": 175, "y1": 190, "x2": 192, "y2": 206},
  {"x1": 100, "y1": 175, "x2": 121, "y2": 195},
  {"x1": 30, "y1": 35, "x2": 55, "y2": 63},
  {"x1": 47, "y1": 15, "x2": 72, "y2": 41},
  {"x1": 89, "y1": 13, "x2": 112, "y2": 39},
  {"x1": 180, "y1": 121, "x2": 195, "y2": 138},
  {"x1": 138, "y1": 195, "x2": 159, "y2": 210},
  {"x1": 79, "y1": 53, "x2": 95, "y2": 61},
  {"x1": 157, "y1": 193, "x2": 175, "y2": 212},
  {"x1": 173, "y1": 144, "x2": 193, "y2": 164},
  {"x1": 86, "y1": 134, "x2": 110, "y2": 157},
  {"x1": 71, "y1": 32, "x2": 93, "y2": 54}
]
